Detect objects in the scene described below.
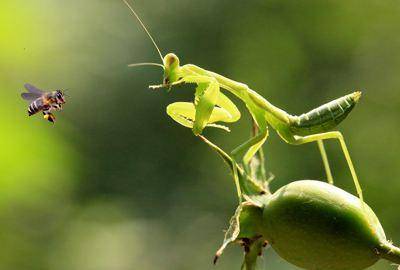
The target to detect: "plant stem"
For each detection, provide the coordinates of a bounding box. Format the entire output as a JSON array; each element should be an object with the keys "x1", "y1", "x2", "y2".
[{"x1": 378, "y1": 242, "x2": 400, "y2": 264}]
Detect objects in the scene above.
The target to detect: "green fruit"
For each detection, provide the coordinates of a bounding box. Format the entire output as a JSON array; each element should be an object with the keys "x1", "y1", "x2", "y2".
[
  {"x1": 261, "y1": 180, "x2": 400, "y2": 270},
  {"x1": 238, "y1": 202, "x2": 264, "y2": 239}
]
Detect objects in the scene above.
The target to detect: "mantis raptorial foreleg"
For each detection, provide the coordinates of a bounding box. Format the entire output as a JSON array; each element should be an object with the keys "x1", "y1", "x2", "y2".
[
  {"x1": 166, "y1": 75, "x2": 241, "y2": 134},
  {"x1": 167, "y1": 102, "x2": 232, "y2": 132},
  {"x1": 292, "y1": 131, "x2": 362, "y2": 201},
  {"x1": 317, "y1": 140, "x2": 334, "y2": 184}
]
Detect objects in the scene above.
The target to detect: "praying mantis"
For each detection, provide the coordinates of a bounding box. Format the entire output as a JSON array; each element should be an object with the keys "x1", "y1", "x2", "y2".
[{"x1": 122, "y1": 0, "x2": 363, "y2": 203}]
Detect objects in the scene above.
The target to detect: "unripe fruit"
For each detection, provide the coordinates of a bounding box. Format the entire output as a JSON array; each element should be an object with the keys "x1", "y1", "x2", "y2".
[{"x1": 261, "y1": 180, "x2": 400, "y2": 270}]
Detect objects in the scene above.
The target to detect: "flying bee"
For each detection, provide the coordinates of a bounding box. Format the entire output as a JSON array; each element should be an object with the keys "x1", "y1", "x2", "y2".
[{"x1": 21, "y1": 83, "x2": 66, "y2": 123}]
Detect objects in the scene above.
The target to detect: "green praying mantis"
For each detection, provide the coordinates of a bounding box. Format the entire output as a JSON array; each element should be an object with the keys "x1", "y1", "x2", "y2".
[{"x1": 123, "y1": 0, "x2": 363, "y2": 203}]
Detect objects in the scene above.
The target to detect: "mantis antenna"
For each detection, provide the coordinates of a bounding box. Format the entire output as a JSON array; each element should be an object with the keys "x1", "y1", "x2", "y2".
[
  {"x1": 128, "y1": 62, "x2": 164, "y2": 69},
  {"x1": 122, "y1": 0, "x2": 164, "y2": 62}
]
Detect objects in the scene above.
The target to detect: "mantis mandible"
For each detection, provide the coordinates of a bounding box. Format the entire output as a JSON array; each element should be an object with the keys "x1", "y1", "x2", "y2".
[{"x1": 122, "y1": 0, "x2": 363, "y2": 202}]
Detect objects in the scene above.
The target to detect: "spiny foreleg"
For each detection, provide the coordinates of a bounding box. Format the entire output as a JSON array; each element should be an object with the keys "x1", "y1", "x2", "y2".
[
  {"x1": 166, "y1": 102, "x2": 232, "y2": 132},
  {"x1": 166, "y1": 75, "x2": 241, "y2": 134}
]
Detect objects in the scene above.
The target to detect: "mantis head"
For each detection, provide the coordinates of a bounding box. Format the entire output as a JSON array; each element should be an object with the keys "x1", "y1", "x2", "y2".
[{"x1": 162, "y1": 53, "x2": 181, "y2": 85}]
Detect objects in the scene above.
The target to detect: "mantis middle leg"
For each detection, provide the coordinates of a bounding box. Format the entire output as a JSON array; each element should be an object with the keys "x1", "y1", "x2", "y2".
[
  {"x1": 198, "y1": 135, "x2": 268, "y2": 203},
  {"x1": 291, "y1": 131, "x2": 362, "y2": 201},
  {"x1": 199, "y1": 135, "x2": 243, "y2": 202},
  {"x1": 231, "y1": 128, "x2": 269, "y2": 166}
]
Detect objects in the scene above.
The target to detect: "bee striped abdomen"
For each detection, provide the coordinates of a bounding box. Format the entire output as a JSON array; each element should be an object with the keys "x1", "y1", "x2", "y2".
[
  {"x1": 28, "y1": 98, "x2": 44, "y2": 116},
  {"x1": 290, "y1": 91, "x2": 361, "y2": 135}
]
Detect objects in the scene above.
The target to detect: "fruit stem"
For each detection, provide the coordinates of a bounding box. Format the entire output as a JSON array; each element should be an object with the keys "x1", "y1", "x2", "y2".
[{"x1": 379, "y1": 242, "x2": 400, "y2": 265}]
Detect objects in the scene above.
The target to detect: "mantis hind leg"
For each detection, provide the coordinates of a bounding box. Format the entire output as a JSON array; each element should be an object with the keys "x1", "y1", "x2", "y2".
[
  {"x1": 292, "y1": 131, "x2": 363, "y2": 201},
  {"x1": 317, "y1": 140, "x2": 334, "y2": 184}
]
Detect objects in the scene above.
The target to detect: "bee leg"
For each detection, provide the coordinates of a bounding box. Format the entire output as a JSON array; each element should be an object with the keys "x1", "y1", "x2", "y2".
[
  {"x1": 51, "y1": 103, "x2": 62, "y2": 111},
  {"x1": 43, "y1": 111, "x2": 56, "y2": 123},
  {"x1": 48, "y1": 114, "x2": 56, "y2": 123},
  {"x1": 43, "y1": 112, "x2": 50, "y2": 121}
]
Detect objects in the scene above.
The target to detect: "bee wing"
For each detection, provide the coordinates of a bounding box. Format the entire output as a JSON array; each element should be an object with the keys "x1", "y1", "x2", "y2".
[
  {"x1": 21, "y1": 92, "x2": 41, "y2": 101},
  {"x1": 24, "y1": 83, "x2": 44, "y2": 95}
]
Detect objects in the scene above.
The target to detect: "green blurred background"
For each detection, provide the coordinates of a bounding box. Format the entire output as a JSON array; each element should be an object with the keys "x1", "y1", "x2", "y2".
[{"x1": 1, "y1": 0, "x2": 400, "y2": 269}]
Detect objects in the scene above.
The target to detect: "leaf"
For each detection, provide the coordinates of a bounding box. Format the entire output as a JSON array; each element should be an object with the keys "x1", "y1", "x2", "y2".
[
  {"x1": 214, "y1": 202, "x2": 265, "y2": 265},
  {"x1": 245, "y1": 121, "x2": 273, "y2": 193},
  {"x1": 214, "y1": 204, "x2": 242, "y2": 264}
]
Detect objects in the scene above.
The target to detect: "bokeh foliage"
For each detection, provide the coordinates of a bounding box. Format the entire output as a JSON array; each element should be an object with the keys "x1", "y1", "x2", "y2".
[{"x1": 1, "y1": 0, "x2": 400, "y2": 269}]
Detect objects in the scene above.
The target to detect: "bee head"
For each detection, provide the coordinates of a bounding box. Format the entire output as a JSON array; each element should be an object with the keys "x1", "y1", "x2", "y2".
[
  {"x1": 163, "y1": 53, "x2": 181, "y2": 85},
  {"x1": 55, "y1": 90, "x2": 66, "y2": 104}
]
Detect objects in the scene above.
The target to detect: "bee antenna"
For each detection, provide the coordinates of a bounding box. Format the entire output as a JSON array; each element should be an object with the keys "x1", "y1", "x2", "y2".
[{"x1": 63, "y1": 89, "x2": 70, "y2": 97}]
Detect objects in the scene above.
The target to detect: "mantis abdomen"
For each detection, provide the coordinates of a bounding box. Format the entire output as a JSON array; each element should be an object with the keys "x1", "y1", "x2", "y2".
[{"x1": 289, "y1": 91, "x2": 361, "y2": 136}]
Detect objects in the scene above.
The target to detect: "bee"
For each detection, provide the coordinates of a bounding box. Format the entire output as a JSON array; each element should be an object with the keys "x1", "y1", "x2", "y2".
[{"x1": 21, "y1": 83, "x2": 66, "y2": 123}]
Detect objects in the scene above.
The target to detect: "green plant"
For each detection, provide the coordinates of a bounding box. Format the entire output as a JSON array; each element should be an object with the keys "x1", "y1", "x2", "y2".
[
  {"x1": 120, "y1": 1, "x2": 400, "y2": 268},
  {"x1": 203, "y1": 134, "x2": 400, "y2": 270}
]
